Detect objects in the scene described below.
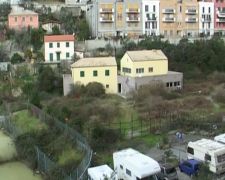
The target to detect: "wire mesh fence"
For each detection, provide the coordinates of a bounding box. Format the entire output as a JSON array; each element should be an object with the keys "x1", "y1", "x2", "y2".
[{"x1": 1, "y1": 101, "x2": 92, "y2": 180}]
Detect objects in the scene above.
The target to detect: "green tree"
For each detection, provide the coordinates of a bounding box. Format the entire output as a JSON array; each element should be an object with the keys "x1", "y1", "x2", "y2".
[
  {"x1": 30, "y1": 27, "x2": 45, "y2": 50},
  {"x1": 193, "y1": 164, "x2": 214, "y2": 180},
  {"x1": 52, "y1": 25, "x2": 61, "y2": 35},
  {"x1": 77, "y1": 19, "x2": 90, "y2": 40},
  {"x1": 37, "y1": 66, "x2": 56, "y2": 93},
  {"x1": 11, "y1": 53, "x2": 24, "y2": 64},
  {"x1": 0, "y1": 3, "x2": 11, "y2": 21}
]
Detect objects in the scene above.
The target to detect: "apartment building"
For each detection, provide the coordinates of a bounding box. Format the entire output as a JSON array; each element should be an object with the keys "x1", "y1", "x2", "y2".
[
  {"x1": 199, "y1": 1, "x2": 214, "y2": 36},
  {"x1": 86, "y1": 0, "x2": 142, "y2": 38},
  {"x1": 160, "y1": 0, "x2": 199, "y2": 38},
  {"x1": 142, "y1": 0, "x2": 160, "y2": 36},
  {"x1": 8, "y1": 9, "x2": 39, "y2": 30},
  {"x1": 44, "y1": 35, "x2": 75, "y2": 63},
  {"x1": 214, "y1": 0, "x2": 225, "y2": 35},
  {"x1": 71, "y1": 57, "x2": 118, "y2": 93}
]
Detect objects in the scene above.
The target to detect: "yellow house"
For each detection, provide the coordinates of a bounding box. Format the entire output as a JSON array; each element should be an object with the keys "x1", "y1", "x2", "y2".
[
  {"x1": 120, "y1": 50, "x2": 168, "y2": 77},
  {"x1": 71, "y1": 57, "x2": 118, "y2": 94}
]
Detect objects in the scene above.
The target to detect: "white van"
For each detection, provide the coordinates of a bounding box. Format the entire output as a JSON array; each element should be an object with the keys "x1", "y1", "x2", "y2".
[
  {"x1": 187, "y1": 139, "x2": 225, "y2": 174},
  {"x1": 88, "y1": 164, "x2": 116, "y2": 180},
  {"x1": 214, "y1": 133, "x2": 225, "y2": 144},
  {"x1": 113, "y1": 148, "x2": 160, "y2": 180}
]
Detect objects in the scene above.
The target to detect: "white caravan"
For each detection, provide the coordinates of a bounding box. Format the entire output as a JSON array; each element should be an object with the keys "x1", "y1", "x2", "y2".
[
  {"x1": 215, "y1": 133, "x2": 225, "y2": 144},
  {"x1": 113, "y1": 148, "x2": 160, "y2": 180},
  {"x1": 88, "y1": 164, "x2": 115, "y2": 180},
  {"x1": 187, "y1": 139, "x2": 225, "y2": 174}
]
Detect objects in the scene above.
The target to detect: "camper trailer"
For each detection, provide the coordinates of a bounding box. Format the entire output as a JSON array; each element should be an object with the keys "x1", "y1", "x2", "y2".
[
  {"x1": 88, "y1": 164, "x2": 115, "y2": 180},
  {"x1": 215, "y1": 134, "x2": 225, "y2": 144},
  {"x1": 187, "y1": 139, "x2": 225, "y2": 174},
  {"x1": 113, "y1": 148, "x2": 160, "y2": 180}
]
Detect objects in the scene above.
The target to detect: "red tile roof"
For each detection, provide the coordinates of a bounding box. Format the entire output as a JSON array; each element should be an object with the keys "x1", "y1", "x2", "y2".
[{"x1": 44, "y1": 35, "x2": 75, "y2": 42}]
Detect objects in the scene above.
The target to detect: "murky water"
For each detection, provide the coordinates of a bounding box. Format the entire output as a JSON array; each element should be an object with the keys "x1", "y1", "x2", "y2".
[
  {"x1": 0, "y1": 162, "x2": 42, "y2": 180},
  {"x1": 0, "y1": 131, "x2": 17, "y2": 162},
  {"x1": 0, "y1": 130, "x2": 42, "y2": 180}
]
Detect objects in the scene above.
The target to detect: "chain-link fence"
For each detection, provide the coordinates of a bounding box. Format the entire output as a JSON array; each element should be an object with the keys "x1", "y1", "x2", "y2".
[{"x1": 2, "y1": 101, "x2": 92, "y2": 180}]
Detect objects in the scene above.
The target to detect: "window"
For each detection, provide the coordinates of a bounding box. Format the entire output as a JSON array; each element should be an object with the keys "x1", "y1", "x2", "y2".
[
  {"x1": 120, "y1": 165, "x2": 123, "y2": 169},
  {"x1": 30, "y1": 17, "x2": 33, "y2": 21},
  {"x1": 148, "y1": 67, "x2": 153, "y2": 72},
  {"x1": 136, "y1": 68, "x2": 144, "y2": 74},
  {"x1": 49, "y1": 43, "x2": 53, "y2": 48},
  {"x1": 170, "y1": 82, "x2": 173, "y2": 87},
  {"x1": 203, "y1": 7, "x2": 205, "y2": 13},
  {"x1": 166, "y1": 82, "x2": 170, "y2": 87},
  {"x1": 209, "y1": 7, "x2": 211, "y2": 13},
  {"x1": 122, "y1": 67, "x2": 131, "y2": 73},
  {"x1": 126, "y1": 169, "x2": 131, "y2": 176},
  {"x1": 217, "y1": 154, "x2": 225, "y2": 163},
  {"x1": 66, "y1": 42, "x2": 70, "y2": 47},
  {"x1": 57, "y1": 42, "x2": 60, "y2": 48},
  {"x1": 49, "y1": 53, "x2": 53, "y2": 61},
  {"x1": 105, "y1": 70, "x2": 110, "y2": 76},
  {"x1": 180, "y1": 6, "x2": 182, "y2": 13},
  {"x1": 145, "y1": 5, "x2": 148, "y2": 12},
  {"x1": 66, "y1": 52, "x2": 70, "y2": 58},
  {"x1": 93, "y1": 70, "x2": 98, "y2": 77},
  {"x1": 187, "y1": 147, "x2": 194, "y2": 155},
  {"x1": 205, "y1": 154, "x2": 211, "y2": 162},
  {"x1": 15, "y1": 17, "x2": 17, "y2": 22},
  {"x1": 80, "y1": 71, "x2": 85, "y2": 77},
  {"x1": 153, "y1": 5, "x2": 155, "y2": 12},
  {"x1": 22, "y1": 17, "x2": 25, "y2": 21},
  {"x1": 106, "y1": 84, "x2": 109, "y2": 88}
]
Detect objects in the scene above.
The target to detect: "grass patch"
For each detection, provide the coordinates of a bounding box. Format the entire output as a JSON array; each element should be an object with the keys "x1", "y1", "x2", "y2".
[
  {"x1": 136, "y1": 134, "x2": 162, "y2": 148},
  {"x1": 12, "y1": 110, "x2": 47, "y2": 133},
  {"x1": 58, "y1": 145, "x2": 83, "y2": 166}
]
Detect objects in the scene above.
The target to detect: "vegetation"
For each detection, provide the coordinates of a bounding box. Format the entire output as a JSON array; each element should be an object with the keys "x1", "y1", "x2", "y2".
[
  {"x1": 12, "y1": 110, "x2": 47, "y2": 133},
  {"x1": 11, "y1": 53, "x2": 25, "y2": 64}
]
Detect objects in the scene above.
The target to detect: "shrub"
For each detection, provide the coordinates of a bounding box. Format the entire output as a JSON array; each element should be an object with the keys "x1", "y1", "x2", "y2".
[
  {"x1": 85, "y1": 82, "x2": 105, "y2": 97},
  {"x1": 11, "y1": 53, "x2": 24, "y2": 64}
]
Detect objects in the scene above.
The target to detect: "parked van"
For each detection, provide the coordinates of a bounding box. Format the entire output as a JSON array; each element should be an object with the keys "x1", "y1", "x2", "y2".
[
  {"x1": 179, "y1": 159, "x2": 200, "y2": 176},
  {"x1": 214, "y1": 133, "x2": 225, "y2": 144},
  {"x1": 113, "y1": 148, "x2": 160, "y2": 180},
  {"x1": 88, "y1": 164, "x2": 116, "y2": 180},
  {"x1": 187, "y1": 139, "x2": 225, "y2": 174}
]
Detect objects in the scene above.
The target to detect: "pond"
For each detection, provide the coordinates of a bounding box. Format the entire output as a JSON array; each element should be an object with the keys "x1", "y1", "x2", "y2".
[{"x1": 0, "y1": 130, "x2": 42, "y2": 180}]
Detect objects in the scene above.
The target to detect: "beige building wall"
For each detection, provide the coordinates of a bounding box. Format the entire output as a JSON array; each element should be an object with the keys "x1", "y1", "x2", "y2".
[
  {"x1": 160, "y1": 0, "x2": 199, "y2": 37},
  {"x1": 120, "y1": 53, "x2": 168, "y2": 78},
  {"x1": 71, "y1": 66, "x2": 118, "y2": 94}
]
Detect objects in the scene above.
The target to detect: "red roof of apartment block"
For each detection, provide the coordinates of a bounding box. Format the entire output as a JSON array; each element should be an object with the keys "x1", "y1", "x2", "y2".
[{"x1": 44, "y1": 35, "x2": 75, "y2": 42}]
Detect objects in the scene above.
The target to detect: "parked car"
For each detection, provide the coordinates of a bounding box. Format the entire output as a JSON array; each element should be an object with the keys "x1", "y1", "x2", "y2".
[
  {"x1": 179, "y1": 159, "x2": 200, "y2": 176},
  {"x1": 157, "y1": 163, "x2": 178, "y2": 180}
]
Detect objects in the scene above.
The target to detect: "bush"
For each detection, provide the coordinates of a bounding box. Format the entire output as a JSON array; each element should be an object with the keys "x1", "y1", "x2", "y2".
[
  {"x1": 213, "y1": 88, "x2": 225, "y2": 103},
  {"x1": 11, "y1": 53, "x2": 24, "y2": 64},
  {"x1": 85, "y1": 82, "x2": 105, "y2": 97}
]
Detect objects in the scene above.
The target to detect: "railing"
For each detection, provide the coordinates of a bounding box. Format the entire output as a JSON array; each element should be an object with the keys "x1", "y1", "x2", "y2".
[
  {"x1": 185, "y1": 17, "x2": 198, "y2": 23},
  {"x1": 100, "y1": 8, "x2": 114, "y2": 13},
  {"x1": 126, "y1": 8, "x2": 140, "y2": 13},
  {"x1": 162, "y1": 9, "x2": 175, "y2": 14},
  {"x1": 126, "y1": 16, "x2": 140, "y2": 22},
  {"x1": 186, "y1": 9, "x2": 197, "y2": 14},
  {"x1": 162, "y1": 17, "x2": 175, "y2": 22},
  {"x1": 99, "y1": 16, "x2": 114, "y2": 22}
]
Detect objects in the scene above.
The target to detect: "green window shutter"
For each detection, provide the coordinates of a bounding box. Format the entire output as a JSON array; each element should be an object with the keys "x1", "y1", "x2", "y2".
[
  {"x1": 93, "y1": 70, "x2": 98, "y2": 77},
  {"x1": 105, "y1": 70, "x2": 110, "y2": 76},
  {"x1": 66, "y1": 52, "x2": 70, "y2": 58},
  {"x1": 50, "y1": 53, "x2": 53, "y2": 61},
  {"x1": 80, "y1": 71, "x2": 85, "y2": 77}
]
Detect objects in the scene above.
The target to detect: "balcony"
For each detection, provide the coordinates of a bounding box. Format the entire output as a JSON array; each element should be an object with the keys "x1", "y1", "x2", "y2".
[
  {"x1": 185, "y1": 9, "x2": 197, "y2": 15},
  {"x1": 99, "y1": 8, "x2": 114, "y2": 13},
  {"x1": 162, "y1": 9, "x2": 175, "y2": 14},
  {"x1": 126, "y1": 16, "x2": 140, "y2": 22},
  {"x1": 126, "y1": 8, "x2": 140, "y2": 13},
  {"x1": 162, "y1": 17, "x2": 175, "y2": 22},
  {"x1": 145, "y1": 17, "x2": 157, "y2": 22},
  {"x1": 217, "y1": 11, "x2": 225, "y2": 18},
  {"x1": 185, "y1": 17, "x2": 198, "y2": 23},
  {"x1": 216, "y1": 18, "x2": 225, "y2": 23},
  {"x1": 202, "y1": 18, "x2": 211, "y2": 22},
  {"x1": 99, "y1": 16, "x2": 114, "y2": 23}
]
